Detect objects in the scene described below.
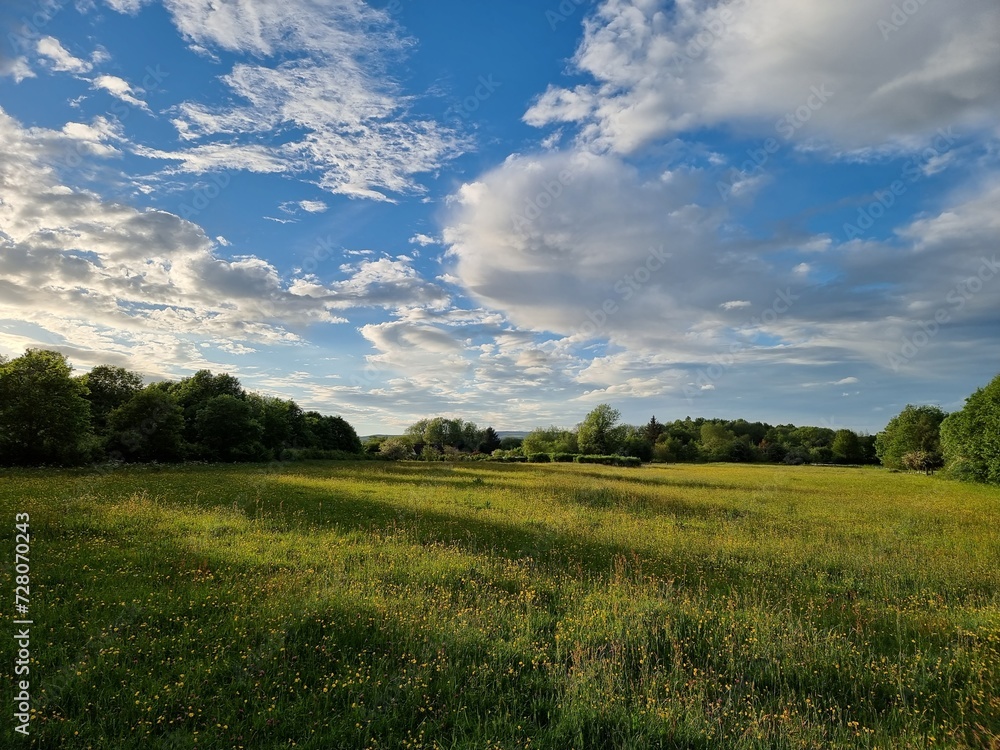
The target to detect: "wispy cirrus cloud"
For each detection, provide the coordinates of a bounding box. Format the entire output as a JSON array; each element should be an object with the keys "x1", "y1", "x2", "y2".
[{"x1": 114, "y1": 0, "x2": 467, "y2": 200}]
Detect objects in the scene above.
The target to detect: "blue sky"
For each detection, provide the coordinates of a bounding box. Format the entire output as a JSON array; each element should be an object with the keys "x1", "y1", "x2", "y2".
[{"x1": 1, "y1": 0, "x2": 998, "y2": 435}]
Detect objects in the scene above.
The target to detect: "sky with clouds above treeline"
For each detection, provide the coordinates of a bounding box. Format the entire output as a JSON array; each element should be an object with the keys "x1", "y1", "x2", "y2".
[{"x1": 0, "y1": 0, "x2": 998, "y2": 434}]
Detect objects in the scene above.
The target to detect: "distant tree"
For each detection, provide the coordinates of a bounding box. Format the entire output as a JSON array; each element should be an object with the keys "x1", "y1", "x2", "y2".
[
  {"x1": 831, "y1": 429, "x2": 864, "y2": 464},
  {"x1": 78, "y1": 365, "x2": 143, "y2": 435},
  {"x1": 578, "y1": 404, "x2": 624, "y2": 455},
  {"x1": 379, "y1": 437, "x2": 413, "y2": 461},
  {"x1": 478, "y1": 426, "x2": 502, "y2": 454},
  {"x1": 106, "y1": 387, "x2": 185, "y2": 462},
  {"x1": 0, "y1": 349, "x2": 92, "y2": 465},
  {"x1": 644, "y1": 416, "x2": 664, "y2": 443},
  {"x1": 247, "y1": 395, "x2": 305, "y2": 458},
  {"x1": 304, "y1": 412, "x2": 362, "y2": 453},
  {"x1": 171, "y1": 370, "x2": 246, "y2": 445},
  {"x1": 941, "y1": 373, "x2": 1000, "y2": 484},
  {"x1": 876, "y1": 405, "x2": 946, "y2": 470},
  {"x1": 499, "y1": 436, "x2": 523, "y2": 451},
  {"x1": 194, "y1": 395, "x2": 264, "y2": 461},
  {"x1": 406, "y1": 417, "x2": 479, "y2": 452},
  {"x1": 699, "y1": 422, "x2": 735, "y2": 461},
  {"x1": 522, "y1": 426, "x2": 577, "y2": 455},
  {"x1": 620, "y1": 425, "x2": 653, "y2": 462}
]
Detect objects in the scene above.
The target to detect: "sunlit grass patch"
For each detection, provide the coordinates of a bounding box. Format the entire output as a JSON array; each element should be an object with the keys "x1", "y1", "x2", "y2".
[{"x1": 1, "y1": 461, "x2": 997, "y2": 748}]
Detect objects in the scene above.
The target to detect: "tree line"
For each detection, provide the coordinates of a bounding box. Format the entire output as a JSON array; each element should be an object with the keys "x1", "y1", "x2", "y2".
[
  {"x1": 375, "y1": 372, "x2": 1000, "y2": 486},
  {"x1": 372, "y1": 404, "x2": 879, "y2": 466},
  {"x1": 0, "y1": 349, "x2": 362, "y2": 466},
  {"x1": 4, "y1": 347, "x2": 996, "y2": 485}
]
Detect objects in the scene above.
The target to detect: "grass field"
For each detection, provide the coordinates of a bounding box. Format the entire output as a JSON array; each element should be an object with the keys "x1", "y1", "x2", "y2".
[{"x1": 1, "y1": 461, "x2": 998, "y2": 749}]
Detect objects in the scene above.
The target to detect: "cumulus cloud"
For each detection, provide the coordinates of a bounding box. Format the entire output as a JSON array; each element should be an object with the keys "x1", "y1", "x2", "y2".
[
  {"x1": 0, "y1": 107, "x2": 455, "y2": 377},
  {"x1": 443, "y1": 148, "x2": 1000, "y2": 384},
  {"x1": 525, "y1": 0, "x2": 1000, "y2": 153},
  {"x1": 36, "y1": 36, "x2": 92, "y2": 73}
]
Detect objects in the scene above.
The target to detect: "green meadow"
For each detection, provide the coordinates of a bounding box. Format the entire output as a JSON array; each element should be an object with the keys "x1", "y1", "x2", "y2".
[{"x1": 2, "y1": 461, "x2": 998, "y2": 749}]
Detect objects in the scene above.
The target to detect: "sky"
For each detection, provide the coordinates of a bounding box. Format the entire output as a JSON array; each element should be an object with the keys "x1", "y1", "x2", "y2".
[{"x1": 0, "y1": 0, "x2": 998, "y2": 436}]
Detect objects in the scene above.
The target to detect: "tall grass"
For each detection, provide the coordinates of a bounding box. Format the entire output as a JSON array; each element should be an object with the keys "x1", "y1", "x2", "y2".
[{"x1": 1, "y1": 462, "x2": 997, "y2": 748}]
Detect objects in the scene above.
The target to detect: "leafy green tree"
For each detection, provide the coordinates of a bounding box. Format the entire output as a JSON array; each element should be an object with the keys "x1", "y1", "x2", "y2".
[
  {"x1": 379, "y1": 437, "x2": 413, "y2": 461},
  {"x1": 831, "y1": 429, "x2": 864, "y2": 464},
  {"x1": 522, "y1": 426, "x2": 577, "y2": 455},
  {"x1": 577, "y1": 404, "x2": 625, "y2": 455},
  {"x1": 699, "y1": 422, "x2": 735, "y2": 460},
  {"x1": 78, "y1": 365, "x2": 143, "y2": 435},
  {"x1": 194, "y1": 395, "x2": 264, "y2": 461},
  {"x1": 875, "y1": 405, "x2": 946, "y2": 470},
  {"x1": 305, "y1": 412, "x2": 363, "y2": 454},
  {"x1": 498, "y1": 436, "x2": 523, "y2": 451},
  {"x1": 0, "y1": 349, "x2": 92, "y2": 465},
  {"x1": 941, "y1": 374, "x2": 1000, "y2": 484},
  {"x1": 620, "y1": 425, "x2": 653, "y2": 462},
  {"x1": 107, "y1": 387, "x2": 185, "y2": 462},
  {"x1": 171, "y1": 370, "x2": 246, "y2": 444},
  {"x1": 249, "y1": 395, "x2": 307, "y2": 458}
]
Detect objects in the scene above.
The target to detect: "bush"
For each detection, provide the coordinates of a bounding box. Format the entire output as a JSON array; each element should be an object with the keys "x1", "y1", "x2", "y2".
[
  {"x1": 902, "y1": 450, "x2": 944, "y2": 475},
  {"x1": 574, "y1": 454, "x2": 642, "y2": 467},
  {"x1": 528, "y1": 453, "x2": 551, "y2": 463},
  {"x1": 279, "y1": 448, "x2": 366, "y2": 461},
  {"x1": 550, "y1": 453, "x2": 577, "y2": 463}
]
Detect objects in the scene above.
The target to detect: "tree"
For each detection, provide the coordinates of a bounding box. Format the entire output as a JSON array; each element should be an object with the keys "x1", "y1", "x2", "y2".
[
  {"x1": 478, "y1": 427, "x2": 502, "y2": 454},
  {"x1": 577, "y1": 404, "x2": 624, "y2": 455},
  {"x1": 644, "y1": 416, "x2": 664, "y2": 443},
  {"x1": 620, "y1": 425, "x2": 653, "y2": 462},
  {"x1": 304, "y1": 412, "x2": 363, "y2": 454},
  {"x1": 248, "y1": 395, "x2": 306, "y2": 458},
  {"x1": 0, "y1": 349, "x2": 92, "y2": 465},
  {"x1": 902, "y1": 451, "x2": 945, "y2": 475},
  {"x1": 78, "y1": 365, "x2": 143, "y2": 435},
  {"x1": 875, "y1": 405, "x2": 946, "y2": 470},
  {"x1": 941, "y1": 373, "x2": 1000, "y2": 484},
  {"x1": 107, "y1": 387, "x2": 185, "y2": 462},
  {"x1": 522, "y1": 426, "x2": 577, "y2": 455},
  {"x1": 831, "y1": 429, "x2": 864, "y2": 464},
  {"x1": 194, "y1": 395, "x2": 264, "y2": 461},
  {"x1": 171, "y1": 370, "x2": 246, "y2": 445},
  {"x1": 699, "y1": 422, "x2": 735, "y2": 460},
  {"x1": 379, "y1": 437, "x2": 413, "y2": 461}
]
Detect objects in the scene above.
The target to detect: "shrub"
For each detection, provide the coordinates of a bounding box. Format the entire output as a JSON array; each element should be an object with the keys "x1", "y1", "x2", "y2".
[
  {"x1": 528, "y1": 453, "x2": 551, "y2": 463},
  {"x1": 550, "y1": 453, "x2": 577, "y2": 463}
]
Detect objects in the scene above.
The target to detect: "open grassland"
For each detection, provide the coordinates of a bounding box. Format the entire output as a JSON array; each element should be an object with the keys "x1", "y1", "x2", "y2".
[{"x1": 1, "y1": 461, "x2": 998, "y2": 749}]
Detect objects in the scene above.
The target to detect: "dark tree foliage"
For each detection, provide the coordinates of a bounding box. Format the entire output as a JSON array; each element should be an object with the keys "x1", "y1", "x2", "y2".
[
  {"x1": 0, "y1": 349, "x2": 92, "y2": 466},
  {"x1": 0, "y1": 349, "x2": 362, "y2": 466},
  {"x1": 78, "y1": 365, "x2": 143, "y2": 435},
  {"x1": 107, "y1": 387, "x2": 185, "y2": 462}
]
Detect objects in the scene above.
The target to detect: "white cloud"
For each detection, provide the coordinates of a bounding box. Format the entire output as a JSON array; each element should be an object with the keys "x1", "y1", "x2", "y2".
[
  {"x1": 36, "y1": 36, "x2": 92, "y2": 73},
  {"x1": 0, "y1": 107, "x2": 460, "y2": 378},
  {"x1": 443, "y1": 147, "x2": 1000, "y2": 384},
  {"x1": 92, "y1": 74, "x2": 149, "y2": 110},
  {"x1": 410, "y1": 233, "x2": 439, "y2": 247},
  {"x1": 298, "y1": 200, "x2": 328, "y2": 213},
  {"x1": 123, "y1": 0, "x2": 465, "y2": 200},
  {"x1": 526, "y1": 0, "x2": 1000, "y2": 153},
  {"x1": 0, "y1": 57, "x2": 34, "y2": 83}
]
